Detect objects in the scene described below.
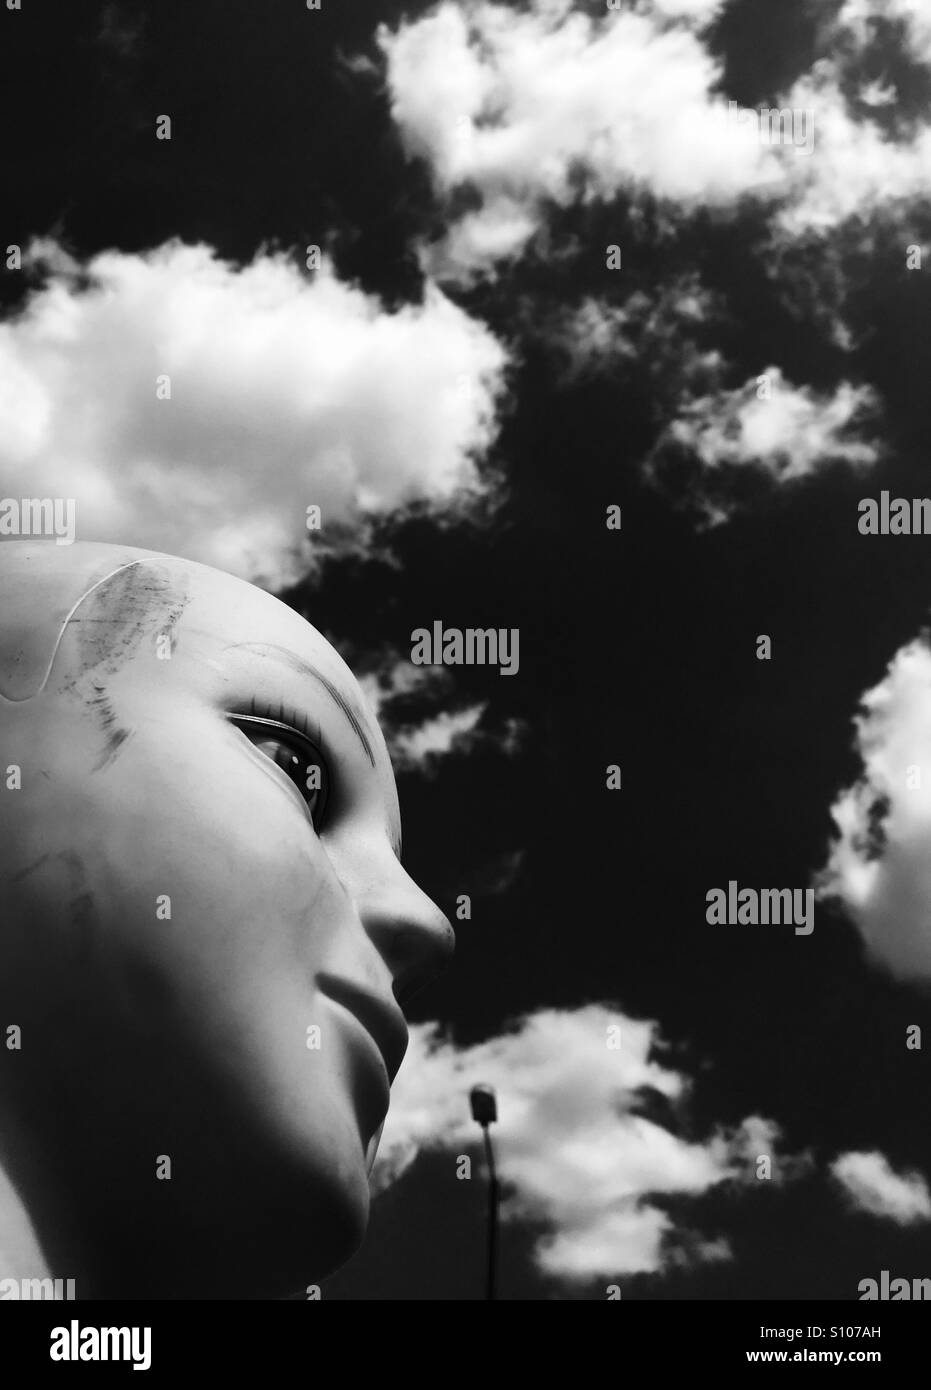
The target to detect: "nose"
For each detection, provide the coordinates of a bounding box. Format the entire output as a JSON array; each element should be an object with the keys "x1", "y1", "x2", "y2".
[{"x1": 358, "y1": 865, "x2": 455, "y2": 1008}]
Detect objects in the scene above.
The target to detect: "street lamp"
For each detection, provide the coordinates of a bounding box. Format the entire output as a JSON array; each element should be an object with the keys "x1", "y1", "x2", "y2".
[{"x1": 470, "y1": 1084, "x2": 499, "y2": 1301}]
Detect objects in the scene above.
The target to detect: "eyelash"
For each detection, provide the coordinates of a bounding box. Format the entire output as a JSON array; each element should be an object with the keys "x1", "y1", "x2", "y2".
[{"x1": 226, "y1": 700, "x2": 331, "y2": 829}]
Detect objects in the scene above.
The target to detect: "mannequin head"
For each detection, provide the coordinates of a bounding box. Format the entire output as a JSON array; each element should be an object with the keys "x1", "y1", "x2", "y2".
[{"x1": 0, "y1": 541, "x2": 453, "y2": 1298}]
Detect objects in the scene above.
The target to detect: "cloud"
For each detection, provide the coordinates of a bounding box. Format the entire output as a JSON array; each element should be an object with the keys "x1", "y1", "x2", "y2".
[
  {"x1": 96, "y1": 0, "x2": 146, "y2": 61},
  {"x1": 378, "y1": 0, "x2": 931, "y2": 282},
  {"x1": 374, "y1": 1004, "x2": 786, "y2": 1281},
  {"x1": 358, "y1": 665, "x2": 485, "y2": 770},
  {"x1": 537, "y1": 275, "x2": 725, "y2": 386},
  {"x1": 818, "y1": 639, "x2": 931, "y2": 983},
  {"x1": 777, "y1": 61, "x2": 931, "y2": 236},
  {"x1": 390, "y1": 704, "x2": 487, "y2": 768},
  {"x1": 358, "y1": 663, "x2": 432, "y2": 723},
  {"x1": 359, "y1": 659, "x2": 527, "y2": 771},
  {"x1": 831, "y1": 1150, "x2": 931, "y2": 1224},
  {"x1": 646, "y1": 366, "x2": 881, "y2": 522},
  {"x1": 647, "y1": 0, "x2": 724, "y2": 21},
  {"x1": 837, "y1": 0, "x2": 931, "y2": 68},
  {"x1": 379, "y1": 1, "x2": 781, "y2": 280},
  {"x1": 374, "y1": 0, "x2": 923, "y2": 529},
  {"x1": 0, "y1": 240, "x2": 508, "y2": 587}
]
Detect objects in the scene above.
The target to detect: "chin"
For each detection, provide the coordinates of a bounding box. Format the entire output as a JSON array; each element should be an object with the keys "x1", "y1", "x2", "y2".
[
  {"x1": 149, "y1": 1159, "x2": 371, "y2": 1300},
  {"x1": 100, "y1": 1096, "x2": 376, "y2": 1299},
  {"x1": 247, "y1": 1166, "x2": 371, "y2": 1300},
  {"x1": 263, "y1": 1129, "x2": 373, "y2": 1288}
]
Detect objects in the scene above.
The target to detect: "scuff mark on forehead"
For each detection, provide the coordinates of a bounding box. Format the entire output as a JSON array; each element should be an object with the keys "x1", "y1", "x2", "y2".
[
  {"x1": 66, "y1": 562, "x2": 189, "y2": 683},
  {"x1": 52, "y1": 560, "x2": 188, "y2": 769},
  {"x1": 87, "y1": 687, "x2": 135, "y2": 772}
]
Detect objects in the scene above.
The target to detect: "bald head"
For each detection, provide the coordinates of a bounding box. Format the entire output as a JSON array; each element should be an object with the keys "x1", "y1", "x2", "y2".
[{"x1": 0, "y1": 539, "x2": 452, "y2": 1296}]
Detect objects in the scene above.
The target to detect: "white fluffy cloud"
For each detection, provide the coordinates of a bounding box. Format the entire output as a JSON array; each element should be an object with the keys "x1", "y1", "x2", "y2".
[
  {"x1": 374, "y1": 0, "x2": 920, "y2": 524},
  {"x1": 0, "y1": 240, "x2": 508, "y2": 586},
  {"x1": 774, "y1": 0, "x2": 931, "y2": 232},
  {"x1": 375, "y1": 1004, "x2": 783, "y2": 1281},
  {"x1": 831, "y1": 1150, "x2": 931, "y2": 1224},
  {"x1": 647, "y1": 366, "x2": 880, "y2": 521},
  {"x1": 377, "y1": 1006, "x2": 915, "y2": 1278},
  {"x1": 778, "y1": 62, "x2": 931, "y2": 235},
  {"x1": 379, "y1": 0, "x2": 931, "y2": 281},
  {"x1": 819, "y1": 640, "x2": 931, "y2": 983},
  {"x1": 379, "y1": 1, "x2": 780, "y2": 280}
]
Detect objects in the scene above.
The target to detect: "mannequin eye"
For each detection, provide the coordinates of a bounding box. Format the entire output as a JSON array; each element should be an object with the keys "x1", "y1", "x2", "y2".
[{"x1": 228, "y1": 714, "x2": 330, "y2": 828}]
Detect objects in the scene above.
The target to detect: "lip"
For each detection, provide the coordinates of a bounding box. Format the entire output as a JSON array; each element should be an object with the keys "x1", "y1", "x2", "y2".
[{"x1": 316, "y1": 973, "x2": 409, "y2": 1084}]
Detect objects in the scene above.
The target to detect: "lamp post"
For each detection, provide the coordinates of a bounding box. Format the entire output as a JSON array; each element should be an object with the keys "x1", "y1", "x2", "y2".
[{"x1": 470, "y1": 1084, "x2": 498, "y2": 1301}]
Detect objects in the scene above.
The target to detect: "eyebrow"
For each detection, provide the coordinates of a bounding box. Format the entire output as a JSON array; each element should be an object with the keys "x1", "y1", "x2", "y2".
[
  {"x1": 227, "y1": 642, "x2": 378, "y2": 768},
  {"x1": 225, "y1": 641, "x2": 403, "y2": 860}
]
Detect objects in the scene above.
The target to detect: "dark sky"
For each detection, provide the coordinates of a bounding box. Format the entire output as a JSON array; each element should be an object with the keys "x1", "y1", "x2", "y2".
[{"x1": 4, "y1": 0, "x2": 931, "y2": 1300}]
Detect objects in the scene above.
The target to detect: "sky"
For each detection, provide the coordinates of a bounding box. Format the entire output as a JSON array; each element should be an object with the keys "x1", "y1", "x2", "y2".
[{"x1": 3, "y1": 0, "x2": 931, "y2": 1300}]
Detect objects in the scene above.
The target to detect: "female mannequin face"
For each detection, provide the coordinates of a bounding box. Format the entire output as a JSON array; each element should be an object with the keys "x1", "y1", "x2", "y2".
[{"x1": 0, "y1": 542, "x2": 453, "y2": 1298}]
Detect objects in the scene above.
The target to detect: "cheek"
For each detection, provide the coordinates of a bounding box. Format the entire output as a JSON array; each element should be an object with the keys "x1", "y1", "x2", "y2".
[{"x1": 86, "y1": 730, "x2": 356, "y2": 1008}]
